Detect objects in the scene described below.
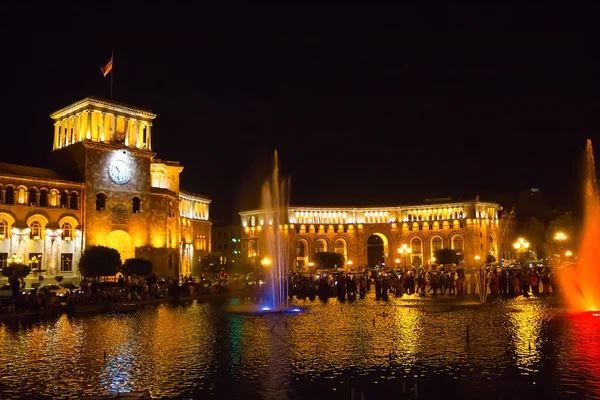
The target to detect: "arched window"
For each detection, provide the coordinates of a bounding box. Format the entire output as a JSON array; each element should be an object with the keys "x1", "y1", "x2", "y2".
[
  {"x1": 453, "y1": 236, "x2": 464, "y2": 251},
  {"x1": 4, "y1": 187, "x2": 14, "y2": 205},
  {"x1": 248, "y1": 240, "x2": 256, "y2": 257},
  {"x1": 194, "y1": 234, "x2": 207, "y2": 251},
  {"x1": 411, "y1": 238, "x2": 422, "y2": 254},
  {"x1": 316, "y1": 238, "x2": 327, "y2": 253},
  {"x1": 132, "y1": 196, "x2": 141, "y2": 214},
  {"x1": 39, "y1": 190, "x2": 48, "y2": 207},
  {"x1": 17, "y1": 187, "x2": 26, "y2": 204},
  {"x1": 334, "y1": 238, "x2": 347, "y2": 258},
  {"x1": 96, "y1": 193, "x2": 106, "y2": 211},
  {"x1": 297, "y1": 241, "x2": 306, "y2": 257},
  {"x1": 60, "y1": 192, "x2": 68, "y2": 208},
  {"x1": 30, "y1": 221, "x2": 42, "y2": 239},
  {"x1": 69, "y1": 193, "x2": 78, "y2": 210},
  {"x1": 28, "y1": 188, "x2": 37, "y2": 206},
  {"x1": 61, "y1": 223, "x2": 72, "y2": 240},
  {"x1": 431, "y1": 237, "x2": 443, "y2": 257},
  {"x1": 0, "y1": 219, "x2": 8, "y2": 238}
]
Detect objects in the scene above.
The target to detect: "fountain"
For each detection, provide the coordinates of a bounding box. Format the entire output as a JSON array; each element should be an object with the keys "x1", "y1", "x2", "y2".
[
  {"x1": 259, "y1": 150, "x2": 291, "y2": 311},
  {"x1": 561, "y1": 139, "x2": 600, "y2": 312}
]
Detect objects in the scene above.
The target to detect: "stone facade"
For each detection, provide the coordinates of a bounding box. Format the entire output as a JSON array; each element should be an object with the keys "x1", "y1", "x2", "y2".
[
  {"x1": 240, "y1": 199, "x2": 513, "y2": 273},
  {"x1": 0, "y1": 97, "x2": 211, "y2": 280}
]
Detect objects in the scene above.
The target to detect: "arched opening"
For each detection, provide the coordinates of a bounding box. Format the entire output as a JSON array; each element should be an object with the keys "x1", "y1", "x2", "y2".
[
  {"x1": 28, "y1": 188, "x2": 37, "y2": 206},
  {"x1": 0, "y1": 219, "x2": 8, "y2": 238},
  {"x1": 29, "y1": 221, "x2": 42, "y2": 239},
  {"x1": 105, "y1": 230, "x2": 135, "y2": 263},
  {"x1": 39, "y1": 189, "x2": 48, "y2": 207},
  {"x1": 489, "y1": 233, "x2": 497, "y2": 259},
  {"x1": 69, "y1": 193, "x2": 78, "y2": 210},
  {"x1": 132, "y1": 196, "x2": 142, "y2": 214},
  {"x1": 248, "y1": 240, "x2": 257, "y2": 257},
  {"x1": 410, "y1": 237, "x2": 423, "y2": 267},
  {"x1": 296, "y1": 238, "x2": 309, "y2": 271},
  {"x1": 315, "y1": 238, "x2": 327, "y2": 253},
  {"x1": 452, "y1": 235, "x2": 464, "y2": 264},
  {"x1": 61, "y1": 223, "x2": 73, "y2": 240},
  {"x1": 60, "y1": 192, "x2": 68, "y2": 208},
  {"x1": 334, "y1": 237, "x2": 348, "y2": 260},
  {"x1": 367, "y1": 234, "x2": 388, "y2": 268},
  {"x1": 430, "y1": 236, "x2": 443, "y2": 259},
  {"x1": 5, "y1": 187, "x2": 14, "y2": 205},
  {"x1": 96, "y1": 193, "x2": 106, "y2": 211}
]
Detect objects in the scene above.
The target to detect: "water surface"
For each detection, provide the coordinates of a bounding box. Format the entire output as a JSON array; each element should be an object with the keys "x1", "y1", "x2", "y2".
[{"x1": 1, "y1": 296, "x2": 599, "y2": 399}]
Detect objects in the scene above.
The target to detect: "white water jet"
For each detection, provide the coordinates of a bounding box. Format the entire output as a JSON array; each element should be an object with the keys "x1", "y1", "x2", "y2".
[{"x1": 260, "y1": 150, "x2": 290, "y2": 310}]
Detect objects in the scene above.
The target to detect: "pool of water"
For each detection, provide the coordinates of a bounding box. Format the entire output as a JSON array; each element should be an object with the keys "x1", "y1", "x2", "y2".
[{"x1": 1, "y1": 295, "x2": 599, "y2": 399}]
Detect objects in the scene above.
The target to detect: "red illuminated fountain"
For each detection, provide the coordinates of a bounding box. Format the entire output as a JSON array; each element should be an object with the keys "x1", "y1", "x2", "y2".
[{"x1": 561, "y1": 140, "x2": 600, "y2": 313}]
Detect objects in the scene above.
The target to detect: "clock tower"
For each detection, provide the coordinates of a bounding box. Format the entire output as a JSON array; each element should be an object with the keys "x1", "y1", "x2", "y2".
[{"x1": 49, "y1": 97, "x2": 187, "y2": 276}]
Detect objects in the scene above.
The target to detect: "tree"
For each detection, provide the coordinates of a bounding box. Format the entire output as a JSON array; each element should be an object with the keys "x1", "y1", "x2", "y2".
[
  {"x1": 79, "y1": 246, "x2": 121, "y2": 277},
  {"x1": 123, "y1": 258, "x2": 153, "y2": 277},
  {"x1": 313, "y1": 252, "x2": 345, "y2": 270},
  {"x1": 2, "y1": 263, "x2": 30, "y2": 278},
  {"x1": 434, "y1": 248, "x2": 458, "y2": 265}
]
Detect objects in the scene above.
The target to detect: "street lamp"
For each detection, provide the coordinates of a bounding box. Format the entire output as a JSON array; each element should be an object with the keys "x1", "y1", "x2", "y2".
[
  {"x1": 474, "y1": 254, "x2": 481, "y2": 263},
  {"x1": 347, "y1": 260, "x2": 353, "y2": 269},
  {"x1": 430, "y1": 256, "x2": 436, "y2": 265},
  {"x1": 397, "y1": 244, "x2": 412, "y2": 268},
  {"x1": 554, "y1": 232, "x2": 567, "y2": 242},
  {"x1": 565, "y1": 250, "x2": 572, "y2": 257},
  {"x1": 261, "y1": 257, "x2": 272, "y2": 267},
  {"x1": 395, "y1": 258, "x2": 400, "y2": 269}
]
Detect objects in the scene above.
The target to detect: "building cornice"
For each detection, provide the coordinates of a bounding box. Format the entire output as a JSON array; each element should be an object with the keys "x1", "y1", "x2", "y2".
[
  {"x1": 50, "y1": 97, "x2": 157, "y2": 120},
  {"x1": 0, "y1": 174, "x2": 84, "y2": 188},
  {"x1": 179, "y1": 190, "x2": 211, "y2": 203},
  {"x1": 81, "y1": 140, "x2": 156, "y2": 158}
]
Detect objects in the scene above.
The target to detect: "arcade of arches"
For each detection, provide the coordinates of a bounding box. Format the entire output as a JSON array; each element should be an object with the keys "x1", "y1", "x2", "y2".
[{"x1": 246, "y1": 225, "x2": 501, "y2": 273}]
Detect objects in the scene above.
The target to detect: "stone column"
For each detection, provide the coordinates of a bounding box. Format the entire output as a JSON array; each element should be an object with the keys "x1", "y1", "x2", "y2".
[
  {"x1": 73, "y1": 114, "x2": 80, "y2": 143},
  {"x1": 53, "y1": 121, "x2": 60, "y2": 149},
  {"x1": 132, "y1": 119, "x2": 139, "y2": 148},
  {"x1": 98, "y1": 112, "x2": 105, "y2": 142},
  {"x1": 62, "y1": 119, "x2": 68, "y2": 147},
  {"x1": 147, "y1": 123, "x2": 152, "y2": 150},
  {"x1": 110, "y1": 113, "x2": 117, "y2": 143},
  {"x1": 85, "y1": 110, "x2": 92, "y2": 140},
  {"x1": 124, "y1": 117, "x2": 130, "y2": 146}
]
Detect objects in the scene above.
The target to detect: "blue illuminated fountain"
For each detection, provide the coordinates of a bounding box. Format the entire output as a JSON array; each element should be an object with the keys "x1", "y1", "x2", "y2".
[{"x1": 259, "y1": 150, "x2": 291, "y2": 311}]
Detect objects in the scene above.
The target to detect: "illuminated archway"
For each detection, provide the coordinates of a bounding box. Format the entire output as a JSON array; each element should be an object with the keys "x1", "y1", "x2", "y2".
[
  {"x1": 105, "y1": 230, "x2": 135, "y2": 263},
  {"x1": 429, "y1": 234, "x2": 444, "y2": 259},
  {"x1": 409, "y1": 236, "x2": 423, "y2": 267},
  {"x1": 366, "y1": 232, "x2": 389, "y2": 268},
  {"x1": 296, "y1": 237, "x2": 310, "y2": 271}
]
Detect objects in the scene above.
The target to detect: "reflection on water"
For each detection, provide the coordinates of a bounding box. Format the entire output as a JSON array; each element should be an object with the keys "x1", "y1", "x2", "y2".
[{"x1": 1, "y1": 297, "x2": 599, "y2": 399}]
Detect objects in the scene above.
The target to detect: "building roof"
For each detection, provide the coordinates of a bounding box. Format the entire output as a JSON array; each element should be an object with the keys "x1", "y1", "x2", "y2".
[
  {"x1": 150, "y1": 187, "x2": 178, "y2": 198},
  {"x1": 50, "y1": 97, "x2": 157, "y2": 120},
  {"x1": 179, "y1": 189, "x2": 211, "y2": 202},
  {"x1": 0, "y1": 162, "x2": 81, "y2": 183}
]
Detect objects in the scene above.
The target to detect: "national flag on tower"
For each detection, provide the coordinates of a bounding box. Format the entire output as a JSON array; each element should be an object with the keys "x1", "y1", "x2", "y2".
[{"x1": 100, "y1": 55, "x2": 113, "y2": 77}]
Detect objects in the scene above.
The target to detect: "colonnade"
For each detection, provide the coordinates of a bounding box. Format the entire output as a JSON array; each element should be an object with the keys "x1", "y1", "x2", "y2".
[{"x1": 53, "y1": 111, "x2": 152, "y2": 150}]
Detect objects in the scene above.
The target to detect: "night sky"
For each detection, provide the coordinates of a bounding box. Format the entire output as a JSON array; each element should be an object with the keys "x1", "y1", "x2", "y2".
[{"x1": 2, "y1": 5, "x2": 599, "y2": 224}]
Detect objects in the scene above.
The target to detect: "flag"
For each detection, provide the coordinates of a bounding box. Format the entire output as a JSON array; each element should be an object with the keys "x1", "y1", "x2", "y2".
[{"x1": 100, "y1": 55, "x2": 113, "y2": 77}]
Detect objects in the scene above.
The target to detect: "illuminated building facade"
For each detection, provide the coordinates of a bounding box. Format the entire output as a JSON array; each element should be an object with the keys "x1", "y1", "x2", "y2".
[
  {"x1": 240, "y1": 198, "x2": 512, "y2": 272},
  {"x1": 0, "y1": 97, "x2": 210, "y2": 279}
]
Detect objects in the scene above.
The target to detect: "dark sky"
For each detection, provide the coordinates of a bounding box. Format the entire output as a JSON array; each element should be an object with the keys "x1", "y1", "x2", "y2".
[{"x1": 2, "y1": 4, "x2": 599, "y2": 224}]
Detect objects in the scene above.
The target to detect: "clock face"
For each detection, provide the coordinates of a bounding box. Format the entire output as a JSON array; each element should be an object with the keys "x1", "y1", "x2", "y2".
[{"x1": 108, "y1": 160, "x2": 132, "y2": 185}]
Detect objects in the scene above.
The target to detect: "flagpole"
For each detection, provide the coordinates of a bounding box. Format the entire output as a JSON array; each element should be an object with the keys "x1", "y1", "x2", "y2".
[{"x1": 110, "y1": 51, "x2": 114, "y2": 100}]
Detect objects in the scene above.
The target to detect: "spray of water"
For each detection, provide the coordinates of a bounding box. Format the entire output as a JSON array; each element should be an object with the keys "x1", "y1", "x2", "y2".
[
  {"x1": 561, "y1": 139, "x2": 600, "y2": 312},
  {"x1": 260, "y1": 150, "x2": 290, "y2": 310}
]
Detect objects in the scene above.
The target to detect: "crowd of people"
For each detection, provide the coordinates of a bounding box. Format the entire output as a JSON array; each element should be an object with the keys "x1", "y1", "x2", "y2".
[{"x1": 0, "y1": 266, "x2": 561, "y2": 314}]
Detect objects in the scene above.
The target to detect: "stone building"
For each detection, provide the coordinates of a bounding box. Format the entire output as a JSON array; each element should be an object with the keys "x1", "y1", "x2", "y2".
[
  {"x1": 0, "y1": 97, "x2": 210, "y2": 280},
  {"x1": 240, "y1": 198, "x2": 513, "y2": 272}
]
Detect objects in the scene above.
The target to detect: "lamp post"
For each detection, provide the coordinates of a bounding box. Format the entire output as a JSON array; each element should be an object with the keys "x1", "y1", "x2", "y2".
[
  {"x1": 397, "y1": 244, "x2": 412, "y2": 269},
  {"x1": 347, "y1": 260, "x2": 353, "y2": 271},
  {"x1": 430, "y1": 256, "x2": 436, "y2": 266},
  {"x1": 554, "y1": 232, "x2": 567, "y2": 264},
  {"x1": 513, "y1": 237, "x2": 530, "y2": 265}
]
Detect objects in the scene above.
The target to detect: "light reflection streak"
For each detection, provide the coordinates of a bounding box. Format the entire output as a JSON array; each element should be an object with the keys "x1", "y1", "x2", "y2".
[{"x1": 508, "y1": 302, "x2": 543, "y2": 371}]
